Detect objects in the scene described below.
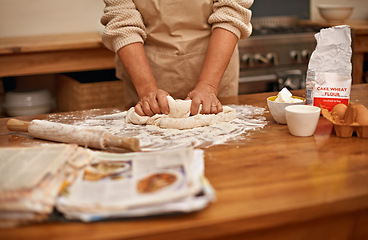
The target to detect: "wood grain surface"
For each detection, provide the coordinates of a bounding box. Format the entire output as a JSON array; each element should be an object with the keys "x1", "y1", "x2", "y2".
[
  {"x1": 0, "y1": 32, "x2": 115, "y2": 77},
  {"x1": 1, "y1": 84, "x2": 368, "y2": 240},
  {"x1": 0, "y1": 32, "x2": 105, "y2": 54}
]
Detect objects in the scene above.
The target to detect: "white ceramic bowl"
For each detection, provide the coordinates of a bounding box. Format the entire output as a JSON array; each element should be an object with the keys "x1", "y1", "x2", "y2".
[
  {"x1": 267, "y1": 96, "x2": 306, "y2": 124},
  {"x1": 4, "y1": 89, "x2": 52, "y2": 108},
  {"x1": 285, "y1": 105, "x2": 321, "y2": 137},
  {"x1": 5, "y1": 105, "x2": 53, "y2": 117},
  {"x1": 317, "y1": 4, "x2": 354, "y2": 25},
  {"x1": 4, "y1": 89, "x2": 53, "y2": 116}
]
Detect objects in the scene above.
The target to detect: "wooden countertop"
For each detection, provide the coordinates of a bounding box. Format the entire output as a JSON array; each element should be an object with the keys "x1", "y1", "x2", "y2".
[
  {"x1": 298, "y1": 19, "x2": 368, "y2": 32},
  {"x1": 0, "y1": 32, "x2": 115, "y2": 77},
  {"x1": 0, "y1": 32, "x2": 105, "y2": 55},
  {"x1": 1, "y1": 85, "x2": 368, "y2": 240}
]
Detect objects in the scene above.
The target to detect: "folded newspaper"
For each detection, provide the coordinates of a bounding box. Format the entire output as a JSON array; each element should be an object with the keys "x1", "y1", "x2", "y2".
[
  {"x1": 0, "y1": 144, "x2": 93, "y2": 228},
  {"x1": 0, "y1": 145, "x2": 214, "y2": 226},
  {"x1": 56, "y1": 147, "x2": 215, "y2": 222}
]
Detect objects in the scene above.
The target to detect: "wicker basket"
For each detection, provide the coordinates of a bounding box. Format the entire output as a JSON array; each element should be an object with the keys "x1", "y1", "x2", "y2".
[{"x1": 56, "y1": 71, "x2": 125, "y2": 112}]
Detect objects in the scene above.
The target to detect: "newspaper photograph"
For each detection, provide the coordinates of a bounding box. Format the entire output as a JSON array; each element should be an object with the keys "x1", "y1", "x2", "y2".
[{"x1": 56, "y1": 147, "x2": 215, "y2": 221}]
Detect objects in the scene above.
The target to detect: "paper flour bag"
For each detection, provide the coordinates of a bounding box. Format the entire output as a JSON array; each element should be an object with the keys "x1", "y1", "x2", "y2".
[{"x1": 306, "y1": 25, "x2": 352, "y2": 111}]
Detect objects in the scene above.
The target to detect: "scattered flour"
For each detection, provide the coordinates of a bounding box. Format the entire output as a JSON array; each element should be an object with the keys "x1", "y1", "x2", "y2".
[{"x1": 46, "y1": 105, "x2": 267, "y2": 152}]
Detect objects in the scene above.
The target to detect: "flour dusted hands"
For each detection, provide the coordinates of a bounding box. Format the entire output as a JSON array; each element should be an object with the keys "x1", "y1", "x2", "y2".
[
  {"x1": 187, "y1": 82, "x2": 223, "y2": 115},
  {"x1": 135, "y1": 89, "x2": 170, "y2": 116}
]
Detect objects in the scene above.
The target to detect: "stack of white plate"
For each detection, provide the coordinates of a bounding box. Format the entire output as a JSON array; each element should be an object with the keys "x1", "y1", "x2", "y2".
[{"x1": 3, "y1": 89, "x2": 53, "y2": 117}]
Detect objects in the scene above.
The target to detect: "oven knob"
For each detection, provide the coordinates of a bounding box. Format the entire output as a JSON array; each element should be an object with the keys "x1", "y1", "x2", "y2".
[
  {"x1": 289, "y1": 50, "x2": 301, "y2": 62},
  {"x1": 241, "y1": 54, "x2": 253, "y2": 67},
  {"x1": 254, "y1": 53, "x2": 269, "y2": 64},
  {"x1": 266, "y1": 53, "x2": 278, "y2": 65},
  {"x1": 301, "y1": 49, "x2": 310, "y2": 60},
  {"x1": 241, "y1": 54, "x2": 250, "y2": 63},
  {"x1": 290, "y1": 50, "x2": 298, "y2": 59}
]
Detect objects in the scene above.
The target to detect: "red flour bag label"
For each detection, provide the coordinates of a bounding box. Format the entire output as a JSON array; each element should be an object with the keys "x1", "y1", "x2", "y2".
[{"x1": 306, "y1": 71, "x2": 351, "y2": 111}]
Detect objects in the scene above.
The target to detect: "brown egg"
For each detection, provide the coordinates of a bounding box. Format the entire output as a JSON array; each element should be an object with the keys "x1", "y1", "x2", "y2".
[
  {"x1": 356, "y1": 104, "x2": 368, "y2": 125},
  {"x1": 344, "y1": 102, "x2": 357, "y2": 125},
  {"x1": 331, "y1": 103, "x2": 347, "y2": 120},
  {"x1": 356, "y1": 104, "x2": 367, "y2": 113}
]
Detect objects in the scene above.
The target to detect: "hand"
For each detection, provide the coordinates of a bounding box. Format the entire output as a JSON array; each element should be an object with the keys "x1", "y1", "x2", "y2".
[
  {"x1": 135, "y1": 89, "x2": 170, "y2": 116},
  {"x1": 187, "y1": 83, "x2": 223, "y2": 115}
]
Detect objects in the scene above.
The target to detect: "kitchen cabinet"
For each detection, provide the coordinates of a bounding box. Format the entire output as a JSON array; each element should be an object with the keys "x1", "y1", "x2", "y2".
[{"x1": 0, "y1": 32, "x2": 115, "y2": 78}]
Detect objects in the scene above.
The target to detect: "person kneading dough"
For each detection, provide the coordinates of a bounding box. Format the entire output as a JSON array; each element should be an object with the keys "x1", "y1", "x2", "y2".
[
  {"x1": 101, "y1": 0, "x2": 253, "y2": 116},
  {"x1": 126, "y1": 96, "x2": 237, "y2": 129}
]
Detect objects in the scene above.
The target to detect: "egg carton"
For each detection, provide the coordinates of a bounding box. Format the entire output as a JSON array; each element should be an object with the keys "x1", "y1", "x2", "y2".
[
  {"x1": 332, "y1": 124, "x2": 368, "y2": 138},
  {"x1": 321, "y1": 105, "x2": 368, "y2": 138}
]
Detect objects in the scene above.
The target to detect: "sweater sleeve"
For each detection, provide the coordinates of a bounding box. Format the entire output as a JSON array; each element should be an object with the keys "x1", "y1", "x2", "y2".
[
  {"x1": 208, "y1": 0, "x2": 253, "y2": 39},
  {"x1": 100, "y1": 0, "x2": 147, "y2": 53}
]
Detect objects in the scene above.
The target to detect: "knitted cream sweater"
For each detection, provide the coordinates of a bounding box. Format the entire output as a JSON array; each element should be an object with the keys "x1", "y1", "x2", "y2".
[{"x1": 101, "y1": 0, "x2": 253, "y2": 53}]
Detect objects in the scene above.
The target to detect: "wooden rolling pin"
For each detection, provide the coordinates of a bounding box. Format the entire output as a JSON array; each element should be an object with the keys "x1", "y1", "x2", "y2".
[{"x1": 7, "y1": 118, "x2": 140, "y2": 152}]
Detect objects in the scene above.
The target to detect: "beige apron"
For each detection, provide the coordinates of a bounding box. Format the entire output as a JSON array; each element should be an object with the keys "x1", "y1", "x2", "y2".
[{"x1": 116, "y1": 0, "x2": 239, "y2": 108}]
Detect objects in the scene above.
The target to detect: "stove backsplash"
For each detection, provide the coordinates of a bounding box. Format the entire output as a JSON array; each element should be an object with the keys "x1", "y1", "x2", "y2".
[{"x1": 250, "y1": 0, "x2": 310, "y2": 20}]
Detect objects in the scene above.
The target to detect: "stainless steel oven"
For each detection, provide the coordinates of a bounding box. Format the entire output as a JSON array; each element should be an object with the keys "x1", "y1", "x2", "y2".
[{"x1": 238, "y1": 16, "x2": 321, "y2": 94}]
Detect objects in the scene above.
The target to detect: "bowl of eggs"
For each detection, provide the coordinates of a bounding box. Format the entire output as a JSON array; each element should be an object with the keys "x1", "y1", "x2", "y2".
[{"x1": 321, "y1": 102, "x2": 368, "y2": 138}]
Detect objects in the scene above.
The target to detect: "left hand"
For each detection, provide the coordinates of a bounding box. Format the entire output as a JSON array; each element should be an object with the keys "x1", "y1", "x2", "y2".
[{"x1": 187, "y1": 82, "x2": 223, "y2": 115}]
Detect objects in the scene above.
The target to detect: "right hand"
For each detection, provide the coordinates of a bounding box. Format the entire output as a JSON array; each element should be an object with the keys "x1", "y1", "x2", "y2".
[
  {"x1": 135, "y1": 89, "x2": 170, "y2": 116},
  {"x1": 187, "y1": 82, "x2": 223, "y2": 115}
]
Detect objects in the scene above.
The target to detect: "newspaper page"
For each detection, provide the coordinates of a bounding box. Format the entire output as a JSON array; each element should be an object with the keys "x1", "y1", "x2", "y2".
[
  {"x1": 56, "y1": 147, "x2": 215, "y2": 221},
  {"x1": 0, "y1": 144, "x2": 93, "y2": 228}
]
